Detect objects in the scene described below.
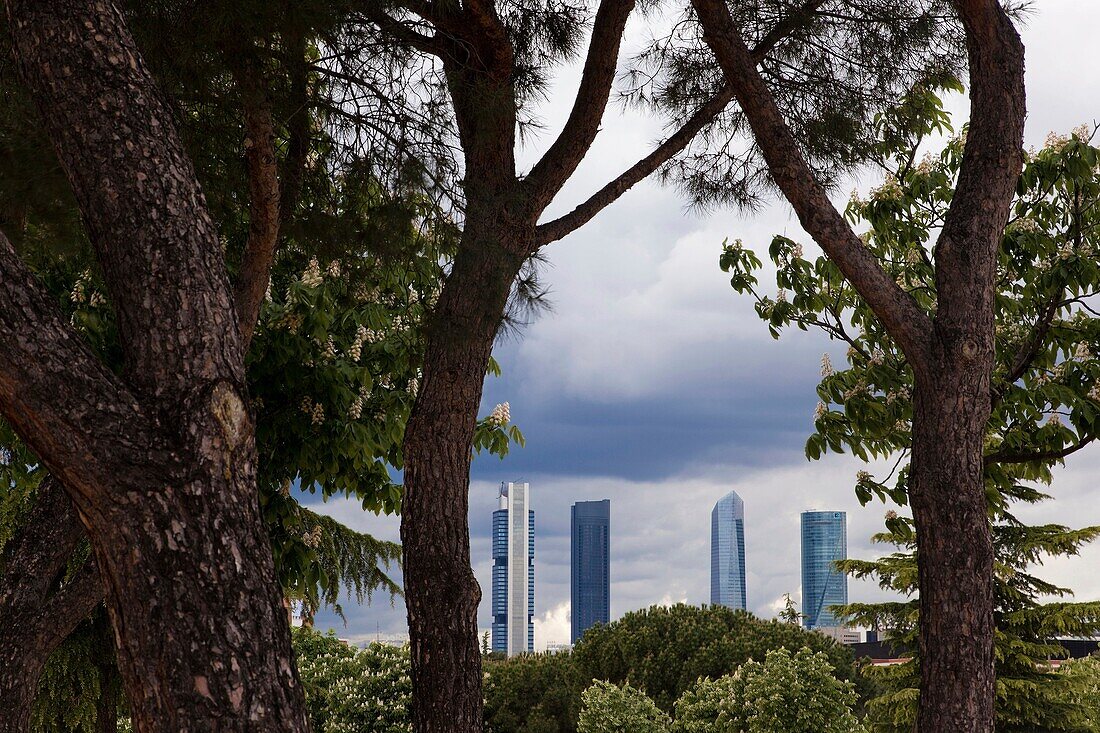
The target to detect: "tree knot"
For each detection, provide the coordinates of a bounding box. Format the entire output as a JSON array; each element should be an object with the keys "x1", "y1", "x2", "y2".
[{"x1": 210, "y1": 382, "x2": 247, "y2": 449}]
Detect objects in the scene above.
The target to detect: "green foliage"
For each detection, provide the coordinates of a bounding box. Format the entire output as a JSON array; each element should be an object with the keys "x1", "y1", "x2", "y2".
[
  {"x1": 292, "y1": 626, "x2": 412, "y2": 733},
  {"x1": 571, "y1": 604, "x2": 858, "y2": 714},
  {"x1": 673, "y1": 648, "x2": 864, "y2": 733},
  {"x1": 625, "y1": 1, "x2": 967, "y2": 211},
  {"x1": 31, "y1": 611, "x2": 116, "y2": 733},
  {"x1": 484, "y1": 651, "x2": 582, "y2": 733},
  {"x1": 578, "y1": 648, "x2": 863, "y2": 733},
  {"x1": 721, "y1": 82, "x2": 1100, "y2": 732},
  {"x1": 578, "y1": 681, "x2": 671, "y2": 733}
]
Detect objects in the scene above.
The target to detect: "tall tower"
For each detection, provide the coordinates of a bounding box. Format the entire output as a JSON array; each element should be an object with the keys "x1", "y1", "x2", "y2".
[
  {"x1": 491, "y1": 482, "x2": 534, "y2": 655},
  {"x1": 571, "y1": 499, "x2": 610, "y2": 644},
  {"x1": 710, "y1": 490, "x2": 747, "y2": 610},
  {"x1": 801, "y1": 510, "x2": 848, "y2": 629}
]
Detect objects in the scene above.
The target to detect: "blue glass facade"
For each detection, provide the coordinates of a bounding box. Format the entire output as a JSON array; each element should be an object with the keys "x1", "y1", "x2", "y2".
[
  {"x1": 801, "y1": 511, "x2": 848, "y2": 629},
  {"x1": 571, "y1": 500, "x2": 610, "y2": 644},
  {"x1": 710, "y1": 490, "x2": 747, "y2": 610},
  {"x1": 491, "y1": 483, "x2": 534, "y2": 655}
]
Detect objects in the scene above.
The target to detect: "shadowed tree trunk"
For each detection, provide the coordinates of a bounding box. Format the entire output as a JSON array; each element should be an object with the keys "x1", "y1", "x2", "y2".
[
  {"x1": 688, "y1": 0, "x2": 1025, "y2": 728},
  {"x1": 0, "y1": 1, "x2": 309, "y2": 730},
  {"x1": 0, "y1": 478, "x2": 103, "y2": 733},
  {"x1": 374, "y1": 0, "x2": 887, "y2": 729}
]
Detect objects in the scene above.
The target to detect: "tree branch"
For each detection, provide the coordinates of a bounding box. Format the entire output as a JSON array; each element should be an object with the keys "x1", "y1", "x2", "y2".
[
  {"x1": 993, "y1": 286, "x2": 1064, "y2": 407},
  {"x1": 534, "y1": 0, "x2": 828, "y2": 247},
  {"x1": 688, "y1": 0, "x2": 935, "y2": 375},
  {"x1": 0, "y1": 476, "x2": 103, "y2": 731},
  {"x1": 6, "y1": 0, "x2": 246, "y2": 405},
  {"x1": 523, "y1": 0, "x2": 637, "y2": 208},
  {"x1": 0, "y1": 233, "x2": 165, "y2": 511},
  {"x1": 985, "y1": 434, "x2": 1095, "y2": 466},
  {"x1": 932, "y1": 0, "x2": 1025, "y2": 339},
  {"x1": 367, "y1": 9, "x2": 446, "y2": 56},
  {"x1": 231, "y1": 54, "x2": 281, "y2": 350}
]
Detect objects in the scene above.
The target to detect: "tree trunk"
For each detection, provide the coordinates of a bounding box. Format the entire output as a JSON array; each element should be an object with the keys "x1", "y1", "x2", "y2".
[
  {"x1": 1, "y1": 1, "x2": 311, "y2": 730},
  {"x1": 910, "y1": 349, "x2": 996, "y2": 732},
  {"x1": 401, "y1": 216, "x2": 526, "y2": 733},
  {"x1": 95, "y1": 655, "x2": 122, "y2": 733},
  {"x1": 0, "y1": 478, "x2": 103, "y2": 733}
]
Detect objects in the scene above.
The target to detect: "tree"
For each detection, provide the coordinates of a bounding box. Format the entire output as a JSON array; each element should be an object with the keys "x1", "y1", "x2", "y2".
[
  {"x1": 356, "y1": 2, "x2": 965, "y2": 727},
  {"x1": 484, "y1": 652, "x2": 582, "y2": 733},
  {"x1": 722, "y1": 108, "x2": 1100, "y2": 731},
  {"x1": 577, "y1": 682, "x2": 671, "y2": 733},
  {"x1": 570, "y1": 604, "x2": 859, "y2": 714},
  {"x1": 290, "y1": 627, "x2": 413, "y2": 733},
  {"x1": 720, "y1": 82, "x2": 1100, "y2": 733},
  {"x1": 0, "y1": 1, "x2": 315, "y2": 727},
  {"x1": 689, "y1": 0, "x2": 1026, "y2": 728},
  {"x1": 778, "y1": 594, "x2": 801, "y2": 625},
  {"x1": 576, "y1": 648, "x2": 863, "y2": 733},
  {"x1": 672, "y1": 648, "x2": 863, "y2": 733}
]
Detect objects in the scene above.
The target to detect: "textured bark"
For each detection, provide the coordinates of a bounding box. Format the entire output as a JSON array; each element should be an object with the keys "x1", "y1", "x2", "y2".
[
  {"x1": 0, "y1": 1, "x2": 309, "y2": 730},
  {"x1": 909, "y1": 2, "x2": 1025, "y2": 730},
  {"x1": 402, "y1": 224, "x2": 526, "y2": 733},
  {"x1": 0, "y1": 478, "x2": 104, "y2": 733},
  {"x1": 689, "y1": 0, "x2": 1024, "y2": 729},
  {"x1": 231, "y1": 55, "x2": 281, "y2": 349},
  {"x1": 391, "y1": 2, "x2": 840, "y2": 730}
]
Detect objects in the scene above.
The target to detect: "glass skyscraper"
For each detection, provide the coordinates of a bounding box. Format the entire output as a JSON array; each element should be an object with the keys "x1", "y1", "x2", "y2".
[
  {"x1": 491, "y1": 483, "x2": 534, "y2": 655},
  {"x1": 710, "y1": 490, "x2": 747, "y2": 610},
  {"x1": 571, "y1": 499, "x2": 610, "y2": 644},
  {"x1": 801, "y1": 510, "x2": 848, "y2": 629}
]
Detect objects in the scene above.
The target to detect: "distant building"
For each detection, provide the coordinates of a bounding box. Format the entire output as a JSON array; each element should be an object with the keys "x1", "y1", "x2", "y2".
[
  {"x1": 711, "y1": 490, "x2": 747, "y2": 610},
  {"x1": 801, "y1": 511, "x2": 848, "y2": 629},
  {"x1": 545, "y1": 642, "x2": 572, "y2": 654},
  {"x1": 492, "y1": 483, "x2": 534, "y2": 655},
  {"x1": 815, "y1": 626, "x2": 862, "y2": 645},
  {"x1": 571, "y1": 499, "x2": 611, "y2": 644}
]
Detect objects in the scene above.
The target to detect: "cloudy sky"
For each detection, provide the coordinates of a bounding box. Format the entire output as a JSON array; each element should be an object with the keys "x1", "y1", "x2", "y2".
[{"x1": 309, "y1": 1, "x2": 1100, "y2": 648}]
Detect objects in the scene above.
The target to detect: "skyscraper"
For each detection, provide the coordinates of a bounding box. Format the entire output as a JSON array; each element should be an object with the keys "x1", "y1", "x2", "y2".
[
  {"x1": 801, "y1": 510, "x2": 848, "y2": 629},
  {"x1": 491, "y1": 482, "x2": 534, "y2": 655},
  {"x1": 710, "y1": 490, "x2": 747, "y2": 610},
  {"x1": 571, "y1": 499, "x2": 610, "y2": 644}
]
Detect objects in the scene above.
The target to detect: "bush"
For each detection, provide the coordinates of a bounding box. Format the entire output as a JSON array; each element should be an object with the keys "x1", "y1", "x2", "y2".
[
  {"x1": 485, "y1": 651, "x2": 581, "y2": 733},
  {"x1": 578, "y1": 681, "x2": 671, "y2": 733},
  {"x1": 571, "y1": 604, "x2": 858, "y2": 713},
  {"x1": 579, "y1": 648, "x2": 864, "y2": 733},
  {"x1": 291, "y1": 626, "x2": 411, "y2": 732}
]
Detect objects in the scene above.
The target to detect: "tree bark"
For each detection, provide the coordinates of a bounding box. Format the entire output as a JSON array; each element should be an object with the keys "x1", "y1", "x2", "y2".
[
  {"x1": 687, "y1": 0, "x2": 1024, "y2": 729},
  {"x1": 0, "y1": 1, "x2": 310, "y2": 730},
  {"x1": 401, "y1": 212, "x2": 528, "y2": 733},
  {"x1": 0, "y1": 478, "x2": 104, "y2": 733}
]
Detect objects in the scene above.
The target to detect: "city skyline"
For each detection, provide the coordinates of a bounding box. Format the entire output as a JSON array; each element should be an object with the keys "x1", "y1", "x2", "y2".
[
  {"x1": 710, "y1": 490, "x2": 747, "y2": 611},
  {"x1": 571, "y1": 499, "x2": 611, "y2": 643},
  {"x1": 308, "y1": 7, "x2": 1100, "y2": 647},
  {"x1": 801, "y1": 511, "x2": 848, "y2": 630}
]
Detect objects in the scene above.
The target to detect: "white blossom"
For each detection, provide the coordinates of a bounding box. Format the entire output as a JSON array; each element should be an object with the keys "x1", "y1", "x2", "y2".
[
  {"x1": 820, "y1": 353, "x2": 834, "y2": 378},
  {"x1": 813, "y1": 402, "x2": 827, "y2": 421},
  {"x1": 301, "y1": 257, "x2": 323, "y2": 287},
  {"x1": 488, "y1": 402, "x2": 511, "y2": 427}
]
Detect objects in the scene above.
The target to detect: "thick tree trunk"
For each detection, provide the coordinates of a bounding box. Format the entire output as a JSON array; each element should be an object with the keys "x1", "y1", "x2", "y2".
[
  {"x1": 0, "y1": 478, "x2": 104, "y2": 733},
  {"x1": 910, "y1": 350, "x2": 996, "y2": 732},
  {"x1": 401, "y1": 216, "x2": 526, "y2": 733},
  {"x1": 1, "y1": 1, "x2": 311, "y2": 730}
]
